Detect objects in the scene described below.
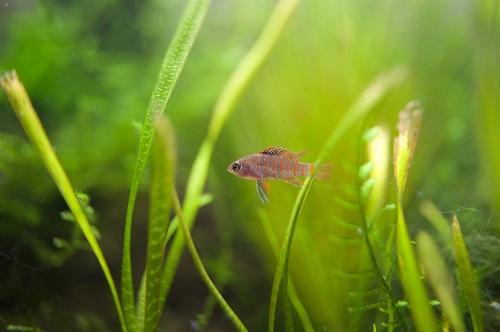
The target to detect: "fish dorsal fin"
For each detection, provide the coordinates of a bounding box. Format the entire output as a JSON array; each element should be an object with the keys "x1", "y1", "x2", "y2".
[
  {"x1": 259, "y1": 146, "x2": 308, "y2": 160},
  {"x1": 259, "y1": 146, "x2": 288, "y2": 156}
]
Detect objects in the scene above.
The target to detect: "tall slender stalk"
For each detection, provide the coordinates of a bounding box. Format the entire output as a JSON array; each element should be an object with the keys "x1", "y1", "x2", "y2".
[
  {"x1": 120, "y1": 0, "x2": 211, "y2": 330},
  {"x1": 268, "y1": 68, "x2": 408, "y2": 332},
  {"x1": 393, "y1": 102, "x2": 436, "y2": 331},
  {"x1": 172, "y1": 190, "x2": 248, "y2": 332},
  {"x1": 1, "y1": 71, "x2": 127, "y2": 331},
  {"x1": 159, "y1": 0, "x2": 300, "y2": 307}
]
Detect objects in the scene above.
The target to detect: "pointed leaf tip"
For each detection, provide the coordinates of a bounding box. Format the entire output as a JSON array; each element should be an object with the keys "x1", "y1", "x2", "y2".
[{"x1": 393, "y1": 101, "x2": 423, "y2": 195}]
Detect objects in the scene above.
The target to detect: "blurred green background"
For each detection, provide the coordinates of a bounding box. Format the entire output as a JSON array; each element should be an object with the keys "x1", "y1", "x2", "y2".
[{"x1": 1, "y1": 0, "x2": 499, "y2": 331}]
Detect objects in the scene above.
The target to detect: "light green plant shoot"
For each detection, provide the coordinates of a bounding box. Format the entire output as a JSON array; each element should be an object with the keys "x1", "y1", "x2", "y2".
[
  {"x1": 120, "y1": 0, "x2": 211, "y2": 330},
  {"x1": 1, "y1": 71, "x2": 127, "y2": 331},
  {"x1": 172, "y1": 190, "x2": 248, "y2": 332},
  {"x1": 259, "y1": 209, "x2": 314, "y2": 332},
  {"x1": 142, "y1": 117, "x2": 176, "y2": 331},
  {"x1": 420, "y1": 199, "x2": 452, "y2": 243},
  {"x1": 393, "y1": 102, "x2": 437, "y2": 331},
  {"x1": 452, "y1": 214, "x2": 484, "y2": 332},
  {"x1": 158, "y1": 0, "x2": 301, "y2": 310},
  {"x1": 268, "y1": 67, "x2": 408, "y2": 332},
  {"x1": 417, "y1": 231, "x2": 465, "y2": 332}
]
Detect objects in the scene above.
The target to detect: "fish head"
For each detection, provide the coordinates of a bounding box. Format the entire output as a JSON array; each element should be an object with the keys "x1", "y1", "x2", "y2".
[{"x1": 227, "y1": 158, "x2": 250, "y2": 178}]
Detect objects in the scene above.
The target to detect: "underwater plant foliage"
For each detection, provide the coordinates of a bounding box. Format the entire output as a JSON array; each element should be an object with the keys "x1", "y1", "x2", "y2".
[{"x1": 1, "y1": 0, "x2": 499, "y2": 331}]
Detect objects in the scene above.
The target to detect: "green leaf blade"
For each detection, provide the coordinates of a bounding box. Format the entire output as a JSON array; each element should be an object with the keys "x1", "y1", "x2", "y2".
[
  {"x1": 396, "y1": 207, "x2": 437, "y2": 331},
  {"x1": 417, "y1": 231, "x2": 465, "y2": 332},
  {"x1": 142, "y1": 118, "x2": 177, "y2": 331},
  {"x1": 452, "y1": 215, "x2": 483, "y2": 332},
  {"x1": 269, "y1": 67, "x2": 408, "y2": 332},
  {"x1": 119, "y1": 0, "x2": 211, "y2": 330},
  {"x1": 1, "y1": 71, "x2": 127, "y2": 331},
  {"x1": 157, "y1": 0, "x2": 302, "y2": 314}
]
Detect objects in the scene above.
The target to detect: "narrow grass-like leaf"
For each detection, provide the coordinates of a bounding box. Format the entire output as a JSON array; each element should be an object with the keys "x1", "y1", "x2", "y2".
[
  {"x1": 142, "y1": 118, "x2": 176, "y2": 331},
  {"x1": 393, "y1": 101, "x2": 422, "y2": 197},
  {"x1": 392, "y1": 101, "x2": 435, "y2": 331},
  {"x1": 348, "y1": 302, "x2": 389, "y2": 313},
  {"x1": 120, "y1": 0, "x2": 210, "y2": 330},
  {"x1": 383, "y1": 225, "x2": 397, "y2": 331},
  {"x1": 420, "y1": 200, "x2": 451, "y2": 243},
  {"x1": 416, "y1": 231, "x2": 465, "y2": 332},
  {"x1": 330, "y1": 215, "x2": 362, "y2": 231},
  {"x1": 396, "y1": 206, "x2": 437, "y2": 331},
  {"x1": 284, "y1": 293, "x2": 294, "y2": 332},
  {"x1": 158, "y1": 0, "x2": 300, "y2": 310},
  {"x1": 259, "y1": 209, "x2": 315, "y2": 332},
  {"x1": 332, "y1": 269, "x2": 376, "y2": 279},
  {"x1": 269, "y1": 67, "x2": 408, "y2": 332},
  {"x1": 135, "y1": 273, "x2": 147, "y2": 330},
  {"x1": 452, "y1": 214, "x2": 483, "y2": 332},
  {"x1": 172, "y1": 190, "x2": 248, "y2": 332},
  {"x1": 1, "y1": 71, "x2": 127, "y2": 331}
]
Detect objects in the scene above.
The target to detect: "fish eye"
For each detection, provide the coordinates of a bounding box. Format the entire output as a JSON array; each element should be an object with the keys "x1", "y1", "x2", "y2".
[{"x1": 231, "y1": 163, "x2": 242, "y2": 172}]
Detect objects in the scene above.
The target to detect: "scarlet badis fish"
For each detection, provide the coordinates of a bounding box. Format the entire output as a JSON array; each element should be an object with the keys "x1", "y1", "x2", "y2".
[{"x1": 227, "y1": 146, "x2": 331, "y2": 203}]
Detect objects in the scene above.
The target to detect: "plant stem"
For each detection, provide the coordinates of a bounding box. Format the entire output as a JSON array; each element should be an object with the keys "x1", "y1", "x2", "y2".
[
  {"x1": 120, "y1": 0, "x2": 211, "y2": 330},
  {"x1": 268, "y1": 67, "x2": 408, "y2": 332},
  {"x1": 159, "y1": 0, "x2": 300, "y2": 308},
  {"x1": 172, "y1": 190, "x2": 248, "y2": 332},
  {"x1": 1, "y1": 70, "x2": 127, "y2": 332}
]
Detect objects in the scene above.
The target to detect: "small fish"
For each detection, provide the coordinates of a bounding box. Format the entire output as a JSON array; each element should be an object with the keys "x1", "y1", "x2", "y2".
[{"x1": 227, "y1": 146, "x2": 331, "y2": 203}]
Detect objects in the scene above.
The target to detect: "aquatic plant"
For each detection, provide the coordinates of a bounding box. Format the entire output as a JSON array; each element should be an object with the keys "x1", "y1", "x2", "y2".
[{"x1": 1, "y1": 0, "x2": 499, "y2": 331}]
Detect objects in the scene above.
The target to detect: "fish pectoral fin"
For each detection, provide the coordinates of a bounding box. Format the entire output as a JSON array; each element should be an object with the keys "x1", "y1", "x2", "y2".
[
  {"x1": 282, "y1": 177, "x2": 304, "y2": 187},
  {"x1": 256, "y1": 181, "x2": 270, "y2": 204}
]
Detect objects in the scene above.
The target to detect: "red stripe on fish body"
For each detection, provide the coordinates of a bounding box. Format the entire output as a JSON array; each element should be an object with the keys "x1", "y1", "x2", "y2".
[{"x1": 239, "y1": 154, "x2": 310, "y2": 180}]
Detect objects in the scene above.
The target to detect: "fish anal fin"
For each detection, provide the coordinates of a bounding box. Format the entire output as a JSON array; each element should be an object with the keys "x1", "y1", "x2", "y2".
[
  {"x1": 256, "y1": 181, "x2": 270, "y2": 203},
  {"x1": 259, "y1": 146, "x2": 308, "y2": 160},
  {"x1": 282, "y1": 177, "x2": 304, "y2": 187}
]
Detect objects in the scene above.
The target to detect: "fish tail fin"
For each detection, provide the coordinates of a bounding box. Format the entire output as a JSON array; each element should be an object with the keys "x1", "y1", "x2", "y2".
[{"x1": 311, "y1": 162, "x2": 332, "y2": 181}]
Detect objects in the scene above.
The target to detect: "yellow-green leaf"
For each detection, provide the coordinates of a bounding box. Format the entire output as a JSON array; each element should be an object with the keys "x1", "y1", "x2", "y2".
[
  {"x1": 397, "y1": 206, "x2": 437, "y2": 331},
  {"x1": 417, "y1": 231, "x2": 465, "y2": 332},
  {"x1": 452, "y1": 215, "x2": 483, "y2": 332}
]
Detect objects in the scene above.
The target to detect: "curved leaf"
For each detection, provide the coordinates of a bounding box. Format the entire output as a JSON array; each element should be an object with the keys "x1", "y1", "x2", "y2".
[
  {"x1": 1, "y1": 71, "x2": 127, "y2": 331},
  {"x1": 120, "y1": 0, "x2": 211, "y2": 330},
  {"x1": 268, "y1": 67, "x2": 408, "y2": 332},
  {"x1": 452, "y1": 215, "x2": 483, "y2": 332},
  {"x1": 158, "y1": 0, "x2": 301, "y2": 311}
]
